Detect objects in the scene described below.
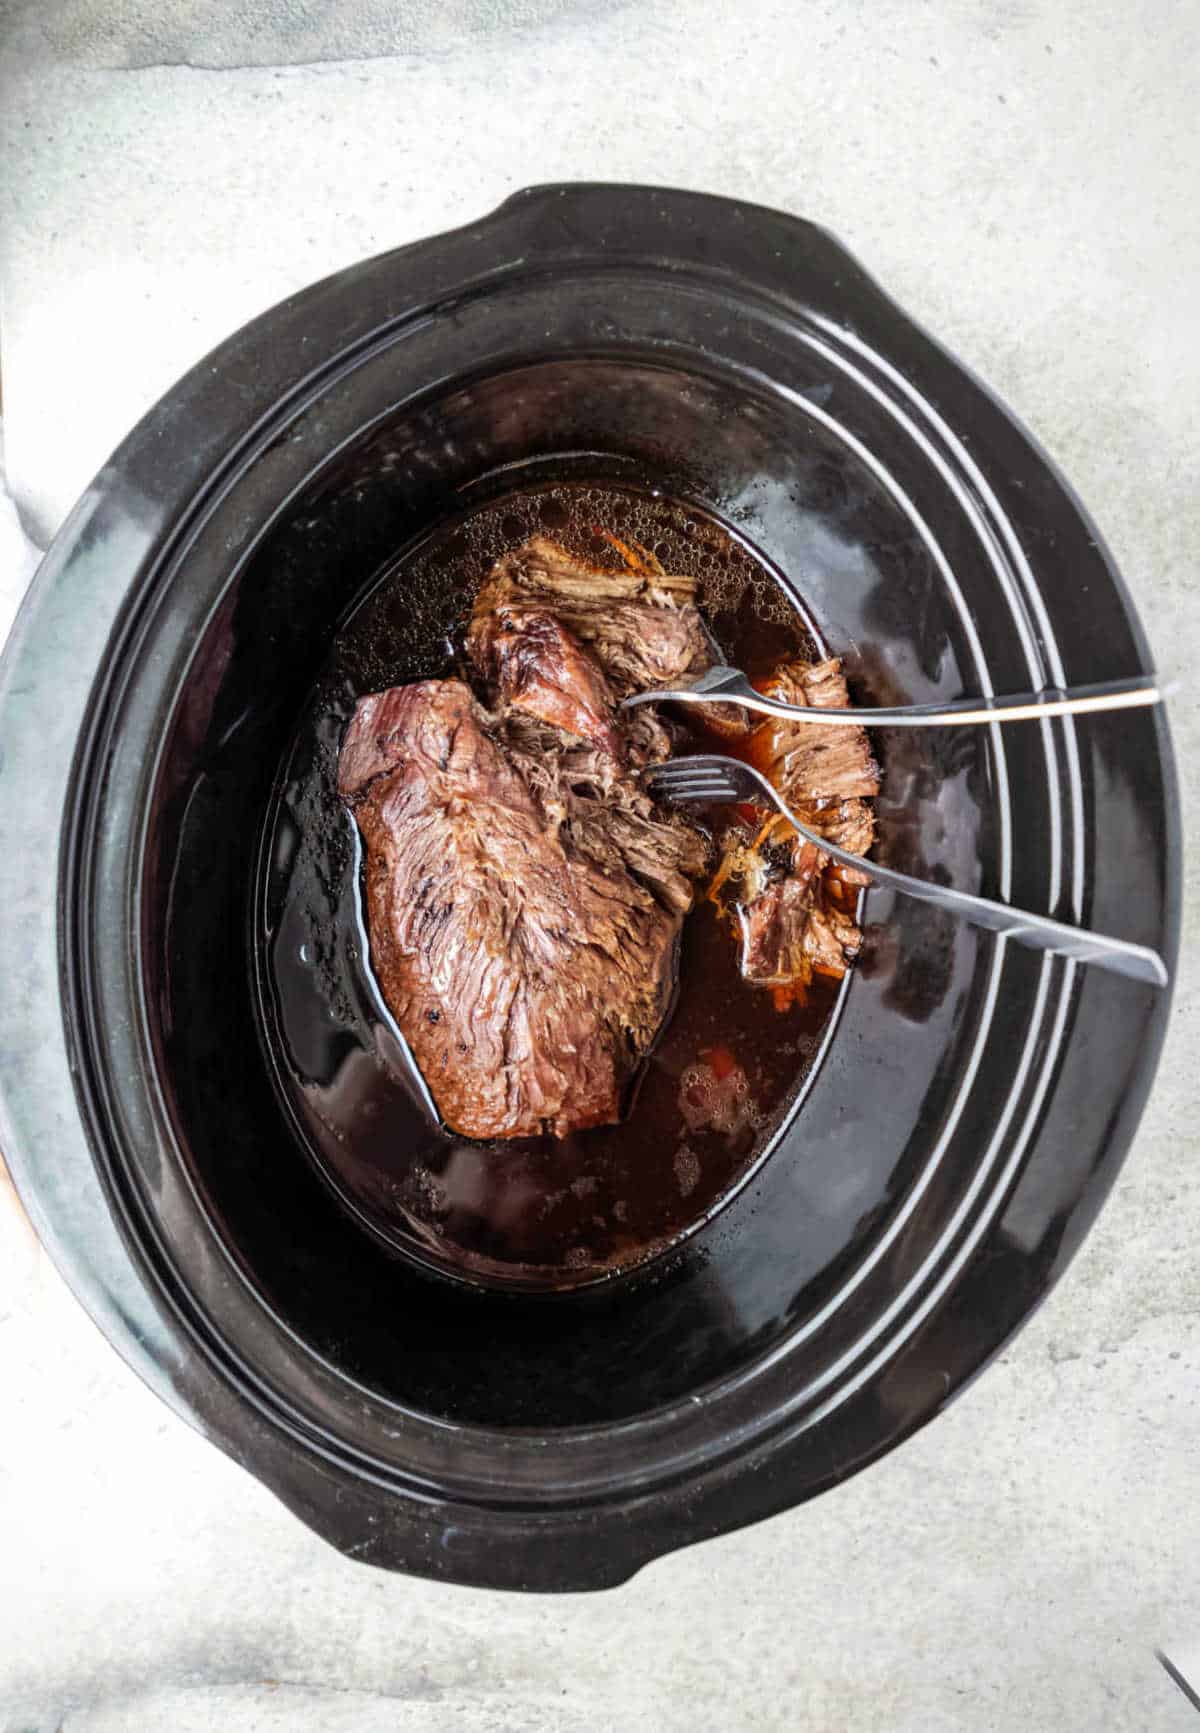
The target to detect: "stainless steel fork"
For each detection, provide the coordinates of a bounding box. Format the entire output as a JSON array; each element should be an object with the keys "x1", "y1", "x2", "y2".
[
  {"x1": 644, "y1": 754, "x2": 1169, "y2": 987},
  {"x1": 622, "y1": 662, "x2": 1166, "y2": 727}
]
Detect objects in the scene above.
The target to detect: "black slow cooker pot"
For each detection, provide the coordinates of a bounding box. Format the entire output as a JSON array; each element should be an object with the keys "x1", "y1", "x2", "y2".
[{"x1": 0, "y1": 185, "x2": 1178, "y2": 1590}]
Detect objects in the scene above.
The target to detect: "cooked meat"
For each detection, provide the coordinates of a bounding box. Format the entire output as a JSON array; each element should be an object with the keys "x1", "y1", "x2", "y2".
[
  {"x1": 811, "y1": 799, "x2": 876, "y2": 866},
  {"x1": 740, "y1": 874, "x2": 863, "y2": 984},
  {"x1": 468, "y1": 534, "x2": 715, "y2": 699},
  {"x1": 342, "y1": 528, "x2": 878, "y2": 1132},
  {"x1": 716, "y1": 656, "x2": 880, "y2": 994},
  {"x1": 340, "y1": 551, "x2": 711, "y2": 1141},
  {"x1": 471, "y1": 603, "x2": 624, "y2": 759},
  {"x1": 752, "y1": 659, "x2": 879, "y2": 881},
  {"x1": 477, "y1": 532, "x2": 698, "y2": 608}
]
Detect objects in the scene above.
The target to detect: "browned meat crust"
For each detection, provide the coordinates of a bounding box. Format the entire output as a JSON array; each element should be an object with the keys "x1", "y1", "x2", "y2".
[
  {"x1": 340, "y1": 542, "x2": 711, "y2": 1140},
  {"x1": 342, "y1": 536, "x2": 879, "y2": 1135},
  {"x1": 467, "y1": 535, "x2": 715, "y2": 698},
  {"x1": 471, "y1": 604, "x2": 625, "y2": 759}
]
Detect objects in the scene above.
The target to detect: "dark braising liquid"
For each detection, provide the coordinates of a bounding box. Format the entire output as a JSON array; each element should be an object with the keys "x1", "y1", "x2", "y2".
[{"x1": 256, "y1": 483, "x2": 844, "y2": 1289}]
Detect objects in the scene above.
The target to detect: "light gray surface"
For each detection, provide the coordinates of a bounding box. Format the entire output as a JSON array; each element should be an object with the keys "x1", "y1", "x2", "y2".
[
  {"x1": 0, "y1": 423, "x2": 41, "y2": 643},
  {"x1": 1, "y1": 2, "x2": 1198, "y2": 1729}
]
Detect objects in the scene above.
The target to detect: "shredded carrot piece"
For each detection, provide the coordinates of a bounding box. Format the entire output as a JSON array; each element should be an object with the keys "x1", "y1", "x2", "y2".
[
  {"x1": 597, "y1": 529, "x2": 665, "y2": 577},
  {"x1": 706, "y1": 849, "x2": 741, "y2": 905}
]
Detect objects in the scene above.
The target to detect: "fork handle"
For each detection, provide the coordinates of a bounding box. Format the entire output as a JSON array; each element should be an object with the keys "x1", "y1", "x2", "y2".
[
  {"x1": 809, "y1": 818, "x2": 1168, "y2": 986},
  {"x1": 627, "y1": 673, "x2": 1165, "y2": 727}
]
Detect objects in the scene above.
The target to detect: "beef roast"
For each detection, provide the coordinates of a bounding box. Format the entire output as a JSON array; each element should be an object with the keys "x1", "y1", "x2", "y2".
[
  {"x1": 469, "y1": 603, "x2": 625, "y2": 760},
  {"x1": 339, "y1": 542, "x2": 711, "y2": 1141},
  {"x1": 467, "y1": 534, "x2": 715, "y2": 699},
  {"x1": 716, "y1": 657, "x2": 880, "y2": 994},
  {"x1": 340, "y1": 532, "x2": 878, "y2": 1135}
]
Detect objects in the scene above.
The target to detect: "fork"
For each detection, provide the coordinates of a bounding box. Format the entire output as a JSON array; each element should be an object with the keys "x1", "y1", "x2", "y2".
[
  {"x1": 644, "y1": 755, "x2": 1169, "y2": 987},
  {"x1": 622, "y1": 663, "x2": 1166, "y2": 727}
]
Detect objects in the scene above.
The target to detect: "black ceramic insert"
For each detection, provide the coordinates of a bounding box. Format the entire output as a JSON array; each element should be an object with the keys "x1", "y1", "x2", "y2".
[{"x1": 17, "y1": 186, "x2": 1178, "y2": 1589}]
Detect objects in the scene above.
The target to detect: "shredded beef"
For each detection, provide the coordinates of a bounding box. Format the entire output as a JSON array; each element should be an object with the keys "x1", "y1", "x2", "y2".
[
  {"x1": 340, "y1": 540, "x2": 711, "y2": 1139},
  {"x1": 721, "y1": 657, "x2": 880, "y2": 992}
]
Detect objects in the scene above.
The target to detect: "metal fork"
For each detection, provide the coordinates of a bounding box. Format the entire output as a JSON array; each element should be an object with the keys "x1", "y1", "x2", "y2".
[
  {"x1": 645, "y1": 755, "x2": 1169, "y2": 987},
  {"x1": 622, "y1": 663, "x2": 1166, "y2": 727}
]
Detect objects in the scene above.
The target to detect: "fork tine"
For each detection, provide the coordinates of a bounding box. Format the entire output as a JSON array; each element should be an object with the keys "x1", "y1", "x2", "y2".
[
  {"x1": 646, "y1": 770, "x2": 743, "y2": 802},
  {"x1": 649, "y1": 766, "x2": 730, "y2": 786},
  {"x1": 649, "y1": 781, "x2": 734, "y2": 799},
  {"x1": 646, "y1": 762, "x2": 735, "y2": 783},
  {"x1": 652, "y1": 759, "x2": 735, "y2": 779},
  {"x1": 649, "y1": 766, "x2": 733, "y2": 783}
]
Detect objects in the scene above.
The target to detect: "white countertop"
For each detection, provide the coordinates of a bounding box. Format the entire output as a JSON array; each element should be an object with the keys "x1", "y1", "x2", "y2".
[{"x1": 1, "y1": 2, "x2": 1198, "y2": 1727}]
